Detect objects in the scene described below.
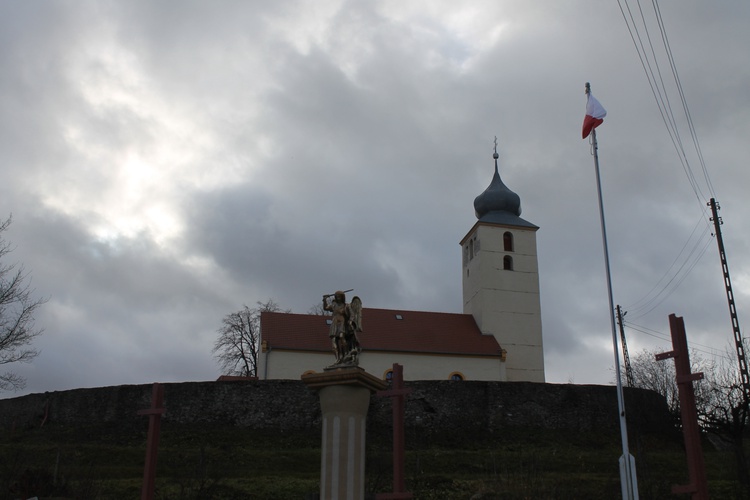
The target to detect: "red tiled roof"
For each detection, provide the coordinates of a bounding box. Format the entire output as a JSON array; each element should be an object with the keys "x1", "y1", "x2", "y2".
[{"x1": 261, "y1": 308, "x2": 502, "y2": 356}]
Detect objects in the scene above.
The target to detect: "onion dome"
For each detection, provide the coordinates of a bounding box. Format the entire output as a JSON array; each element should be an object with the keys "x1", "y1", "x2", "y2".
[{"x1": 473, "y1": 149, "x2": 521, "y2": 219}]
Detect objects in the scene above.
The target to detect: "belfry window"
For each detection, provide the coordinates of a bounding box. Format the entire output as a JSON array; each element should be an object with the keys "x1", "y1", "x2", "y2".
[
  {"x1": 503, "y1": 231, "x2": 514, "y2": 252},
  {"x1": 464, "y1": 235, "x2": 480, "y2": 266},
  {"x1": 503, "y1": 255, "x2": 513, "y2": 270}
]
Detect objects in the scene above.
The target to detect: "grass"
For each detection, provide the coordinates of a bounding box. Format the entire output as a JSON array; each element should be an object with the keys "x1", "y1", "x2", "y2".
[{"x1": 0, "y1": 420, "x2": 747, "y2": 499}]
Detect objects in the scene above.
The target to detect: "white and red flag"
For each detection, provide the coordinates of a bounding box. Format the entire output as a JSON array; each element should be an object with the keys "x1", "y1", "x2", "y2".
[{"x1": 582, "y1": 92, "x2": 607, "y2": 139}]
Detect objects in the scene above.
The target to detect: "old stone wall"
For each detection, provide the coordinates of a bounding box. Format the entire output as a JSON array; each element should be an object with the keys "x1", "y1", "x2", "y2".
[{"x1": 0, "y1": 380, "x2": 673, "y2": 437}]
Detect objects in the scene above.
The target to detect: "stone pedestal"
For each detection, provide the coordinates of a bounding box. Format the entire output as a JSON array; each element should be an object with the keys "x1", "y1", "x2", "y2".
[{"x1": 302, "y1": 368, "x2": 387, "y2": 500}]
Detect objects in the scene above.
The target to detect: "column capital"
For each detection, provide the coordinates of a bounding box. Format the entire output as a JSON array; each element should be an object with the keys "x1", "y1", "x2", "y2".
[{"x1": 302, "y1": 367, "x2": 387, "y2": 393}]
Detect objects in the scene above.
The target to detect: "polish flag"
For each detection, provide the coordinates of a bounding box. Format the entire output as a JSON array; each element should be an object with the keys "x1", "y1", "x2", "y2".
[{"x1": 582, "y1": 92, "x2": 607, "y2": 139}]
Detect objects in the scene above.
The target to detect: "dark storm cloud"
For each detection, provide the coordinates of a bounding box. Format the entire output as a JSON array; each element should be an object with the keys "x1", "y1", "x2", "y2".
[{"x1": 2, "y1": 1, "x2": 750, "y2": 396}]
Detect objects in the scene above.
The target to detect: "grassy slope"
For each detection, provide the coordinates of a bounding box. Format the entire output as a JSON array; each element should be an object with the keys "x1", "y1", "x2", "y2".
[{"x1": 0, "y1": 421, "x2": 746, "y2": 499}]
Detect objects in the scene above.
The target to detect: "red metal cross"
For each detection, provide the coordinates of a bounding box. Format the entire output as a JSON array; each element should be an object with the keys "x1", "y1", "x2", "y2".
[
  {"x1": 377, "y1": 364, "x2": 413, "y2": 499},
  {"x1": 138, "y1": 383, "x2": 166, "y2": 500}
]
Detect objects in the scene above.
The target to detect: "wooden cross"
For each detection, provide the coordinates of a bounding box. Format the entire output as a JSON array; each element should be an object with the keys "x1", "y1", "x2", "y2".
[
  {"x1": 376, "y1": 364, "x2": 413, "y2": 499},
  {"x1": 138, "y1": 383, "x2": 166, "y2": 500}
]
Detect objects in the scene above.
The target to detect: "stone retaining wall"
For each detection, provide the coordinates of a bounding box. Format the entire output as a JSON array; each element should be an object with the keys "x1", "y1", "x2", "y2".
[{"x1": 0, "y1": 380, "x2": 673, "y2": 438}]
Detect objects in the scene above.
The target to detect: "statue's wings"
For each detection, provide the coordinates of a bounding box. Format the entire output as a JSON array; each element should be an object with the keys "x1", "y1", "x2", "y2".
[{"x1": 350, "y1": 296, "x2": 363, "y2": 332}]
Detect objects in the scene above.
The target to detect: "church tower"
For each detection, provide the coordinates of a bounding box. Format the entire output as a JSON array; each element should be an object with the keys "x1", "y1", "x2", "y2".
[{"x1": 460, "y1": 145, "x2": 545, "y2": 382}]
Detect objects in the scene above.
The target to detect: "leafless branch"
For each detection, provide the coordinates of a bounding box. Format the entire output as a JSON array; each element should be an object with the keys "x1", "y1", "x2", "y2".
[
  {"x1": 0, "y1": 215, "x2": 46, "y2": 391},
  {"x1": 212, "y1": 299, "x2": 289, "y2": 378}
]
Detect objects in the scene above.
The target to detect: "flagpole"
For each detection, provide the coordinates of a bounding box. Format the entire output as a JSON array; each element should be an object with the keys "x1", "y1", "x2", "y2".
[{"x1": 586, "y1": 82, "x2": 639, "y2": 500}]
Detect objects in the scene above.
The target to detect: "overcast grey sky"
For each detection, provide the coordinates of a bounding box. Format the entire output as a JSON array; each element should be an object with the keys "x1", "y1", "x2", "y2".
[{"x1": 2, "y1": 1, "x2": 749, "y2": 397}]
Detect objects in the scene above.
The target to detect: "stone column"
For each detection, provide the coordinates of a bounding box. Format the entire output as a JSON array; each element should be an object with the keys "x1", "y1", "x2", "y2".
[{"x1": 302, "y1": 368, "x2": 386, "y2": 500}]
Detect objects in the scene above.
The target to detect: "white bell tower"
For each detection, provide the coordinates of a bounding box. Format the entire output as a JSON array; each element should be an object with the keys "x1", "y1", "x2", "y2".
[{"x1": 460, "y1": 144, "x2": 545, "y2": 382}]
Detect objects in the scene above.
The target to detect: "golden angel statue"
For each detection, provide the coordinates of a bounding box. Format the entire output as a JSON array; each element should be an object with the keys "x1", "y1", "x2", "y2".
[{"x1": 322, "y1": 290, "x2": 363, "y2": 368}]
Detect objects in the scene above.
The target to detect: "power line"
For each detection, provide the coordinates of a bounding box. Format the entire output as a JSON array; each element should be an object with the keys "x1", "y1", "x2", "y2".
[
  {"x1": 615, "y1": 0, "x2": 725, "y2": 326},
  {"x1": 624, "y1": 214, "x2": 713, "y2": 319},
  {"x1": 630, "y1": 231, "x2": 713, "y2": 319},
  {"x1": 625, "y1": 319, "x2": 734, "y2": 361},
  {"x1": 624, "y1": 212, "x2": 706, "y2": 312},
  {"x1": 651, "y1": 0, "x2": 716, "y2": 199},
  {"x1": 615, "y1": 0, "x2": 714, "y2": 209}
]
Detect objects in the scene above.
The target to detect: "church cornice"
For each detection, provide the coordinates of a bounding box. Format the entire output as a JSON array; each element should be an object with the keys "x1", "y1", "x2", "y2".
[{"x1": 460, "y1": 219, "x2": 539, "y2": 246}]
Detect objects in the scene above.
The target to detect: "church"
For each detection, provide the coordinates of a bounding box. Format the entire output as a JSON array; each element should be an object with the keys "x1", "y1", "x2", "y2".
[{"x1": 258, "y1": 147, "x2": 545, "y2": 383}]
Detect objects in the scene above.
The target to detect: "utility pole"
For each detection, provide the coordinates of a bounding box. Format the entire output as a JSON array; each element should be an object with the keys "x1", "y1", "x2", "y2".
[
  {"x1": 708, "y1": 198, "x2": 750, "y2": 412},
  {"x1": 616, "y1": 305, "x2": 634, "y2": 387}
]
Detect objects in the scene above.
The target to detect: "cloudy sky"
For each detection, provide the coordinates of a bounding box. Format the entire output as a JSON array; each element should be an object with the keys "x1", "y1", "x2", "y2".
[{"x1": 2, "y1": 1, "x2": 749, "y2": 397}]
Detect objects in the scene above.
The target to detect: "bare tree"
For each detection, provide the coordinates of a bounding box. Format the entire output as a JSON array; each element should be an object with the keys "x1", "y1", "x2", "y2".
[
  {"x1": 699, "y1": 343, "x2": 750, "y2": 488},
  {"x1": 628, "y1": 347, "x2": 713, "y2": 418},
  {"x1": 630, "y1": 344, "x2": 750, "y2": 488},
  {"x1": 0, "y1": 215, "x2": 47, "y2": 391},
  {"x1": 306, "y1": 301, "x2": 331, "y2": 316},
  {"x1": 212, "y1": 299, "x2": 289, "y2": 378}
]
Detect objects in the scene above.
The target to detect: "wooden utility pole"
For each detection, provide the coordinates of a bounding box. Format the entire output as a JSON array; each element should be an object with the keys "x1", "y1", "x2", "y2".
[{"x1": 708, "y1": 198, "x2": 750, "y2": 412}]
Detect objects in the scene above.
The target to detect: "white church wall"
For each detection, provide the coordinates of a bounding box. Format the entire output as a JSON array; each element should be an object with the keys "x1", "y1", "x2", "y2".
[
  {"x1": 481, "y1": 290, "x2": 542, "y2": 316},
  {"x1": 260, "y1": 349, "x2": 506, "y2": 382},
  {"x1": 504, "y1": 344, "x2": 545, "y2": 382}
]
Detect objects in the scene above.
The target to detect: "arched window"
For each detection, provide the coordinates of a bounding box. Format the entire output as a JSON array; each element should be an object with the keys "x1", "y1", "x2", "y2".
[
  {"x1": 503, "y1": 231, "x2": 514, "y2": 252},
  {"x1": 449, "y1": 372, "x2": 465, "y2": 381},
  {"x1": 503, "y1": 255, "x2": 513, "y2": 270},
  {"x1": 465, "y1": 235, "x2": 480, "y2": 263},
  {"x1": 384, "y1": 369, "x2": 394, "y2": 381}
]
